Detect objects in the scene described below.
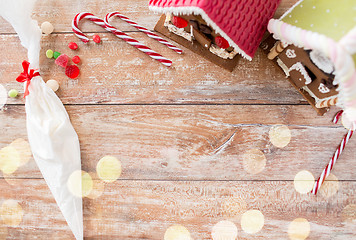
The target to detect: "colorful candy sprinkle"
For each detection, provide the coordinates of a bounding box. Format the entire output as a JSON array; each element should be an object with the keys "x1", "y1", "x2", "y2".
[
  {"x1": 72, "y1": 56, "x2": 81, "y2": 64},
  {"x1": 215, "y1": 36, "x2": 230, "y2": 49},
  {"x1": 55, "y1": 54, "x2": 69, "y2": 68},
  {"x1": 53, "y1": 51, "x2": 61, "y2": 59},
  {"x1": 41, "y1": 21, "x2": 54, "y2": 35},
  {"x1": 8, "y1": 89, "x2": 18, "y2": 98},
  {"x1": 46, "y1": 49, "x2": 54, "y2": 58},
  {"x1": 68, "y1": 42, "x2": 78, "y2": 50},
  {"x1": 46, "y1": 80, "x2": 59, "y2": 92},
  {"x1": 65, "y1": 65, "x2": 80, "y2": 79},
  {"x1": 93, "y1": 35, "x2": 101, "y2": 43}
]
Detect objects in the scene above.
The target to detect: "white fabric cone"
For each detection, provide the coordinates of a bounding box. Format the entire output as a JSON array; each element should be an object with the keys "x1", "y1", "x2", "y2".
[{"x1": 0, "y1": 1, "x2": 83, "y2": 239}]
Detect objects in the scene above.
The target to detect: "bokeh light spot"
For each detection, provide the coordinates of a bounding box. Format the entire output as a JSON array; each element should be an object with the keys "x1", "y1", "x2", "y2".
[
  {"x1": 10, "y1": 138, "x2": 32, "y2": 167},
  {"x1": 241, "y1": 210, "x2": 264, "y2": 234},
  {"x1": 269, "y1": 125, "x2": 291, "y2": 148},
  {"x1": 164, "y1": 224, "x2": 191, "y2": 240},
  {"x1": 96, "y1": 156, "x2": 122, "y2": 183},
  {"x1": 211, "y1": 220, "x2": 238, "y2": 240},
  {"x1": 341, "y1": 112, "x2": 353, "y2": 130},
  {"x1": 86, "y1": 172, "x2": 105, "y2": 199},
  {"x1": 67, "y1": 170, "x2": 93, "y2": 197},
  {"x1": 242, "y1": 149, "x2": 266, "y2": 174},
  {"x1": 319, "y1": 173, "x2": 339, "y2": 198},
  {"x1": 0, "y1": 200, "x2": 24, "y2": 227},
  {"x1": 288, "y1": 218, "x2": 310, "y2": 240},
  {"x1": 0, "y1": 146, "x2": 21, "y2": 174},
  {"x1": 294, "y1": 170, "x2": 315, "y2": 194}
]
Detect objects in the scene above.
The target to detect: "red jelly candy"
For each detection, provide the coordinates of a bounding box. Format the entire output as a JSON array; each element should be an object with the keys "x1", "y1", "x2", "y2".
[
  {"x1": 172, "y1": 16, "x2": 188, "y2": 28},
  {"x1": 72, "y1": 55, "x2": 81, "y2": 64},
  {"x1": 93, "y1": 35, "x2": 101, "y2": 43},
  {"x1": 68, "y1": 42, "x2": 78, "y2": 50},
  {"x1": 215, "y1": 36, "x2": 230, "y2": 49},
  {"x1": 55, "y1": 54, "x2": 69, "y2": 68},
  {"x1": 65, "y1": 65, "x2": 80, "y2": 79}
]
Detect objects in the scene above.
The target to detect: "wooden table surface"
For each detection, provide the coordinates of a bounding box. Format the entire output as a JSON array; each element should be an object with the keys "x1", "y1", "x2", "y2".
[{"x1": 0, "y1": 0, "x2": 355, "y2": 239}]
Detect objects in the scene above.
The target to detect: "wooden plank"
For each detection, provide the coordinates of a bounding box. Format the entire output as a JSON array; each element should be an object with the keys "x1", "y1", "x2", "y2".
[
  {"x1": 0, "y1": 0, "x2": 160, "y2": 34},
  {"x1": 1, "y1": 105, "x2": 355, "y2": 181},
  {"x1": 1, "y1": 33, "x2": 304, "y2": 105},
  {"x1": 0, "y1": 179, "x2": 355, "y2": 239},
  {"x1": 0, "y1": 0, "x2": 300, "y2": 34}
]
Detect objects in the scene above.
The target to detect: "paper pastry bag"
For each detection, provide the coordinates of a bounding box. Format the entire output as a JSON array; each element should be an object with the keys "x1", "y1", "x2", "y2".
[{"x1": 0, "y1": 0, "x2": 83, "y2": 239}]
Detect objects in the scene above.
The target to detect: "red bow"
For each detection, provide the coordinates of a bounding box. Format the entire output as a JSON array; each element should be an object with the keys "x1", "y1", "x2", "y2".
[{"x1": 16, "y1": 60, "x2": 40, "y2": 98}]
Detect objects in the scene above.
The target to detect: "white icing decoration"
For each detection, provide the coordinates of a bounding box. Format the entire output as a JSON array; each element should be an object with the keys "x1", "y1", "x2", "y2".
[
  {"x1": 150, "y1": 5, "x2": 252, "y2": 60},
  {"x1": 209, "y1": 44, "x2": 238, "y2": 59},
  {"x1": 286, "y1": 49, "x2": 296, "y2": 58},
  {"x1": 318, "y1": 83, "x2": 330, "y2": 93},
  {"x1": 164, "y1": 17, "x2": 192, "y2": 41},
  {"x1": 163, "y1": 14, "x2": 237, "y2": 59},
  {"x1": 277, "y1": 58, "x2": 290, "y2": 76},
  {"x1": 303, "y1": 86, "x2": 336, "y2": 103},
  {"x1": 289, "y1": 62, "x2": 312, "y2": 84},
  {"x1": 309, "y1": 50, "x2": 334, "y2": 74}
]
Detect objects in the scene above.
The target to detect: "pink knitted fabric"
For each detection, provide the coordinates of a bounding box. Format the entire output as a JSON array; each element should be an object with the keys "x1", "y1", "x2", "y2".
[{"x1": 149, "y1": 0, "x2": 281, "y2": 58}]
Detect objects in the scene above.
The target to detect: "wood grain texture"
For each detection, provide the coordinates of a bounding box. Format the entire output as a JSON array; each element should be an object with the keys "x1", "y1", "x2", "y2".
[
  {"x1": 1, "y1": 33, "x2": 304, "y2": 105},
  {"x1": 1, "y1": 0, "x2": 355, "y2": 239},
  {"x1": 1, "y1": 105, "x2": 355, "y2": 181},
  {"x1": 0, "y1": 179, "x2": 355, "y2": 239}
]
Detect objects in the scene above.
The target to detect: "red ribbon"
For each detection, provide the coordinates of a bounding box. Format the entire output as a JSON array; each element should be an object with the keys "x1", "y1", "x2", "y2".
[{"x1": 16, "y1": 60, "x2": 40, "y2": 98}]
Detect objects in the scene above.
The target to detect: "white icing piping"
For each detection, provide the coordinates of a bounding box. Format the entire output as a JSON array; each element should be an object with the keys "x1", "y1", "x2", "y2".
[
  {"x1": 149, "y1": 5, "x2": 252, "y2": 61},
  {"x1": 302, "y1": 86, "x2": 337, "y2": 103},
  {"x1": 289, "y1": 62, "x2": 312, "y2": 84},
  {"x1": 276, "y1": 58, "x2": 290, "y2": 76}
]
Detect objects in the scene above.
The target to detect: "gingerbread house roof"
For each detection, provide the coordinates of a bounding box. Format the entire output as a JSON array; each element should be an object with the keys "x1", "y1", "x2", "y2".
[
  {"x1": 268, "y1": 0, "x2": 356, "y2": 127},
  {"x1": 149, "y1": 0, "x2": 281, "y2": 60}
]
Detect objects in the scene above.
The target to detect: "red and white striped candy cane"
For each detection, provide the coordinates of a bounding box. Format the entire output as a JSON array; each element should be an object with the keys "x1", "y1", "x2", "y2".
[
  {"x1": 72, "y1": 12, "x2": 172, "y2": 67},
  {"x1": 104, "y1": 13, "x2": 172, "y2": 67},
  {"x1": 72, "y1": 12, "x2": 106, "y2": 43},
  {"x1": 311, "y1": 110, "x2": 354, "y2": 194},
  {"x1": 106, "y1": 11, "x2": 182, "y2": 54}
]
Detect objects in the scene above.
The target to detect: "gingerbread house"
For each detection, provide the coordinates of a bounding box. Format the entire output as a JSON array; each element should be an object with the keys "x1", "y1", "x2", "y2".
[
  {"x1": 261, "y1": 0, "x2": 356, "y2": 121},
  {"x1": 149, "y1": 0, "x2": 281, "y2": 71}
]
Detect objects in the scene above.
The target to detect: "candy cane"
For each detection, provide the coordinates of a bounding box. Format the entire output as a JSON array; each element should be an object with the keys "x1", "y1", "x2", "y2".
[
  {"x1": 311, "y1": 110, "x2": 354, "y2": 194},
  {"x1": 103, "y1": 13, "x2": 172, "y2": 67},
  {"x1": 106, "y1": 11, "x2": 182, "y2": 54},
  {"x1": 72, "y1": 12, "x2": 172, "y2": 67},
  {"x1": 72, "y1": 12, "x2": 106, "y2": 43}
]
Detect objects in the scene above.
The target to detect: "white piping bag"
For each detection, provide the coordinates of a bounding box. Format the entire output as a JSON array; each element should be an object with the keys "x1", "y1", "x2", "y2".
[{"x1": 0, "y1": 0, "x2": 83, "y2": 239}]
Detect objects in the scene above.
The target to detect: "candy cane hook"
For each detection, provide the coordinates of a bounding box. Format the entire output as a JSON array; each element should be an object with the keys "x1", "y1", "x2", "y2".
[
  {"x1": 72, "y1": 12, "x2": 106, "y2": 43},
  {"x1": 106, "y1": 11, "x2": 182, "y2": 54}
]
